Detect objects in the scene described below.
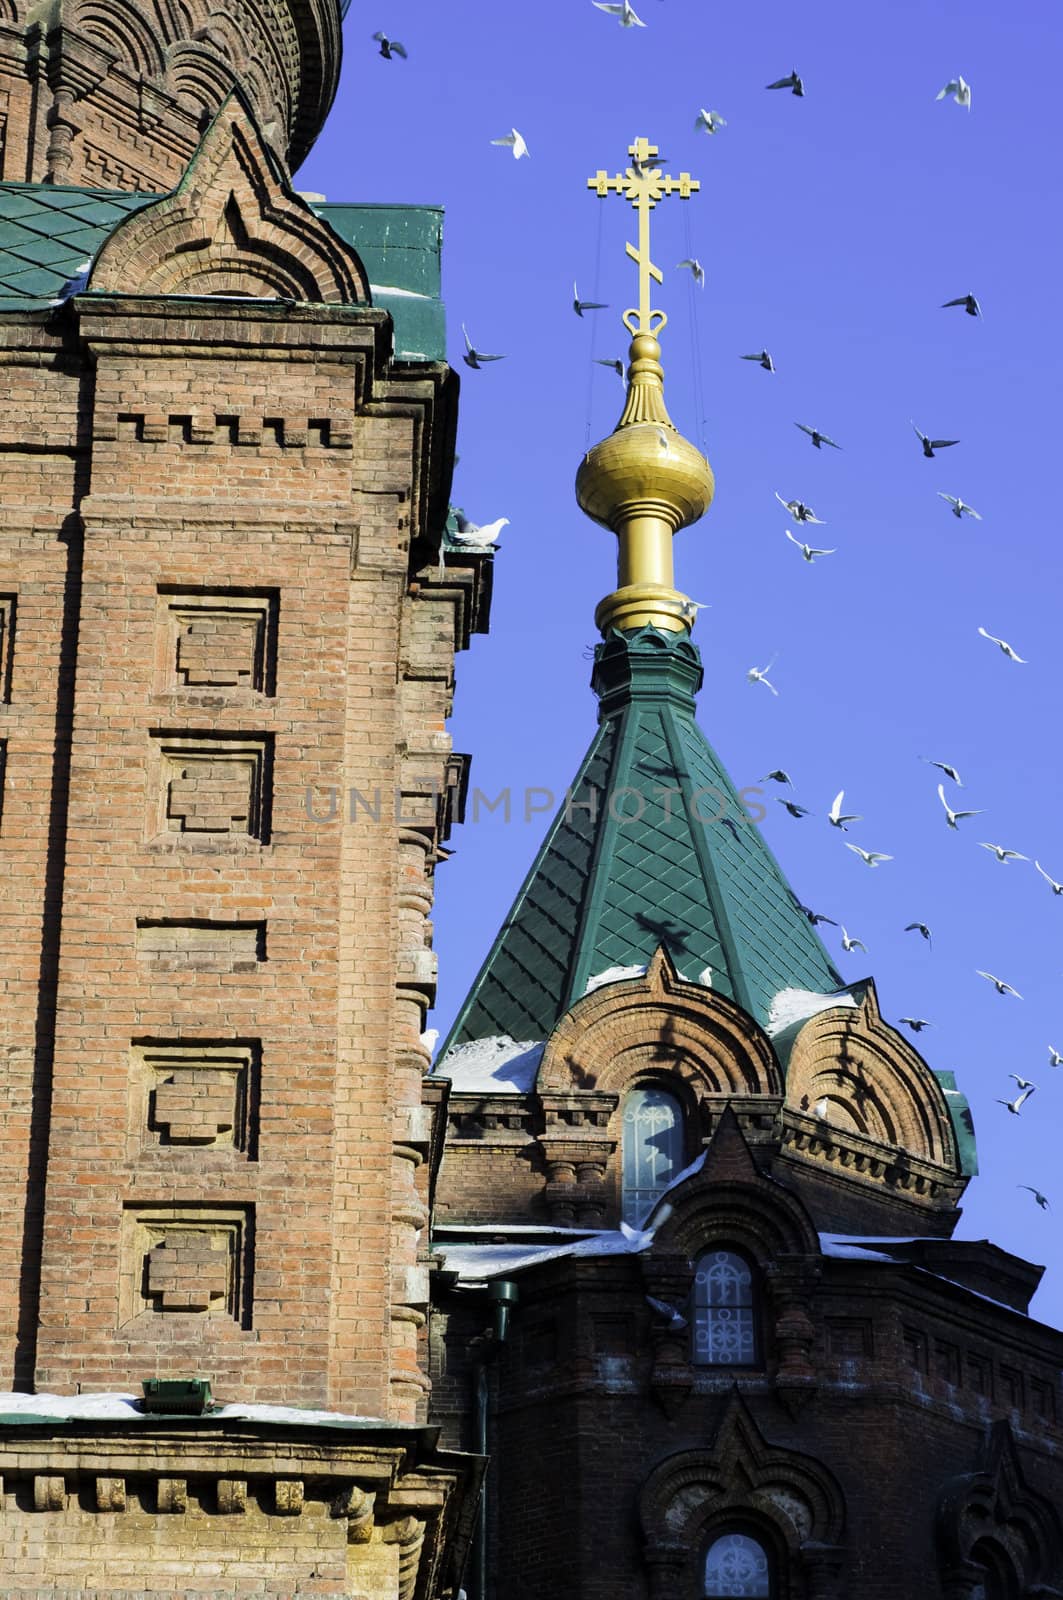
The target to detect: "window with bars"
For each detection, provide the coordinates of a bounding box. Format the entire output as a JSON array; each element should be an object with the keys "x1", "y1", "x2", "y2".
[
  {"x1": 704, "y1": 1531, "x2": 772, "y2": 1597},
  {"x1": 621, "y1": 1086, "x2": 683, "y2": 1225},
  {"x1": 691, "y1": 1249, "x2": 758, "y2": 1366}
]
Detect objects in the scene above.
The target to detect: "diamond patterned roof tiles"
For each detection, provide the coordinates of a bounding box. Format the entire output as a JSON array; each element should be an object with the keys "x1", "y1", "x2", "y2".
[{"x1": 442, "y1": 628, "x2": 843, "y2": 1061}]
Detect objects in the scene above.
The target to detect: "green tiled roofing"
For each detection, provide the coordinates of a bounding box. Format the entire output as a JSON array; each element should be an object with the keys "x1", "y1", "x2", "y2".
[
  {"x1": 0, "y1": 182, "x2": 445, "y2": 359},
  {"x1": 442, "y1": 627, "x2": 844, "y2": 1055}
]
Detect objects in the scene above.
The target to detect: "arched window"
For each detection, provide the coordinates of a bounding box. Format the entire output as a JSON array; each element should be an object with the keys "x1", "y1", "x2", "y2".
[
  {"x1": 970, "y1": 1540, "x2": 1021, "y2": 1600},
  {"x1": 691, "y1": 1249, "x2": 758, "y2": 1366},
  {"x1": 704, "y1": 1531, "x2": 772, "y2": 1597},
  {"x1": 621, "y1": 1086, "x2": 683, "y2": 1224}
]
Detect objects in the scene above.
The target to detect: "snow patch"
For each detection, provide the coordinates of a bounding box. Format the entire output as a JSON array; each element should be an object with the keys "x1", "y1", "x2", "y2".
[
  {"x1": 0, "y1": 1393, "x2": 384, "y2": 1425},
  {"x1": 767, "y1": 985, "x2": 858, "y2": 1036},
  {"x1": 435, "y1": 1036, "x2": 543, "y2": 1093},
  {"x1": 583, "y1": 964, "x2": 646, "y2": 996}
]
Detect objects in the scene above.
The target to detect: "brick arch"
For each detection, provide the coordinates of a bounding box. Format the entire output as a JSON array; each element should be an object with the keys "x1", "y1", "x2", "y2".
[
  {"x1": 536, "y1": 947, "x2": 782, "y2": 1100},
  {"x1": 70, "y1": 0, "x2": 167, "y2": 77},
  {"x1": 165, "y1": 40, "x2": 240, "y2": 115},
  {"x1": 90, "y1": 93, "x2": 369, "y2": 306},
  {"x1": 639, "y1": 1393, "x2": 846, "y2": 1598},
  {"x1": 936, "y1": 1422, "x2": 1063, "y2": 1597},
  {"x1": 783, "y1": 983, "x2": 957, "y2": 1168}
]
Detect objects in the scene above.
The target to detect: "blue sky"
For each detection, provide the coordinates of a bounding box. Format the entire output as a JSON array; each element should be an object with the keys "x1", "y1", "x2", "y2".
[{"x1": 301, "y1": 0, "x2": 1063, "y2": 1328}]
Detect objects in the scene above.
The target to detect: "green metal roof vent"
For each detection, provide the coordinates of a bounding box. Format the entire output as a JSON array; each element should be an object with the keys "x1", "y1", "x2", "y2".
[{"x1": 140, "y1": 1378, "x2": 213, "y2": 1415}]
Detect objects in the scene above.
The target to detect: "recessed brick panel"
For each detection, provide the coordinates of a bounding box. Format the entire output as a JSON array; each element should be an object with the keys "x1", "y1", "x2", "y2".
[
  {"x1": 158, "y1": 589, "x2": 278, "y2": 694},
  {"x1": 150, "y1": 732, "x2": 272, "y2": 840},
  {"x1": 121, "y1": 1206, "x2": 253, "y2": 1327},
  {"x1": 0, "y1": 594, "x2": 14, "y2": 701},
  {"x1": 133, "y1": 1041, "x2": 258, "y2": 1154},
  {"x1": 135, "y1": 920, "x2": 266, "y2": 971}
]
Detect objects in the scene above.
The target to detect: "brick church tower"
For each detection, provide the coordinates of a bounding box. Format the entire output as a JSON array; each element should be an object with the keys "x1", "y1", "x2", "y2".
[
  {"x1": 0, "y1": 3, "x2": 488, "y2": 1594},
  {"x1": 428, "y1": 142, "x2": 1063, "y2": 1600}
]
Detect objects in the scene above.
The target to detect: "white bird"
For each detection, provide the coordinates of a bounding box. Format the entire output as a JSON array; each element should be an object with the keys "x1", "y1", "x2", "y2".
[
  {"x1": 1035, "y1": 862, "x2": 1063, "y2": 895},
  {"x1": 451, "y1": 514, "x2": 510, "y2": 549},
  {"x1": 775, "y1": 493, "x2": 824, "y2": 524},
  {"x1": 978, "y1": 626, "x2": 1026, "y2": 663},
  {"x1": 694, "y1": 109, "x2": 727, "y2": 135},
  {"x1": 645, "y1": 1294, "x2": 687, "y2": 1329},
  {"x1": 595, "y1": 357, "x2": 624, "y2": 379},
  {"x1": 922, "y1": 757, "x2": 963, "y2": 786},
  {"x1": 979, "y1": 842, "x2": 1028, "y2": 864},
  {"x1": 936, "y1": 75, "x2": 972, "y2": 110},
  {"x1": 846, "y1": 844, "x2": 892, "y2": 867},
  {"x1": 618, "y1": 1202, "x2": 672, "y2": 1250},
  {"x1": 1009, "y1": 1074, "x2": 1037, "y2": 1091},
  {"x1": 419, "y1": 1028, "x2": 439, "y2": 1054},
  {"x1": 828, "y1": 790, "x2": 861, "y2": 831},
  {"x1": 491, "y1": 128, "x2": 529, "y2": 160},
  {"x1": 747, "y1": 657, "x2": 778, "y2": 694},
  {"x1": 678, "y1": 598, "x2": 710, "y2": 620},
  {"x1": 592, "y1": 0, "x2": 645, "y2": 26},
  {"x1": 785, "y1": 528, "x2": 835, "y2": 563},
  {"x1": 676, "y1": 258, "x2": 705, "y2": 286},
  {"x1": 938, "y1": 493, "x2": 981, "y2": 520},
  {"x1": 997, "y1": 1087, "x2": 1034, "y2": 1115},
  {"x1": 1048, "y1": 1046, "x2": 1063, "y2": 1068},
  {"x1": 977, "y1": 970, "x2": 1022, "y2": 998},
  {"x1": 900, "y1": 1017, "x2": 932, "y2": 1033},
  {"x1": 813, "y1": 1097, "x2": 829, "y2": 1119},
  {"x1": 766, "y1": 68, "x2": 804, "y2": 97},
  {"x1": 573, "y1": 282, "x2": 607, "y2": 317},
  {"x1": 372, "y1": 31, "x2": 407, "y2": 59},
  {"x1": 937, "y1": 783, "x2": 982, "y2": 830},
  {"x1": 461, "y1": 325, "x2": 506, "y2": 369},
  {"x1": 839, "y1": 926, "x2": 867, "y2": 954}
]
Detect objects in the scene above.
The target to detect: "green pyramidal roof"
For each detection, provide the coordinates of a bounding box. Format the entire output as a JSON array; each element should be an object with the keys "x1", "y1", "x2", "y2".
[{"x1": 442, "y1": 628, "x2": 844, "y2": 1056}]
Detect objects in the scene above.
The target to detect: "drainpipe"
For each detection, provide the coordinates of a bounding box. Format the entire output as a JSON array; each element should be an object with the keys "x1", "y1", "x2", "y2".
[{"x1": 469, "y1": 1279, "x2": 518, "y2": 1600}]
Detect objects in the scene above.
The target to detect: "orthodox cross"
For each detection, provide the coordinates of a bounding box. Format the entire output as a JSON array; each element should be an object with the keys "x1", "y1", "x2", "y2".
[{"x1": 587, "y1": 137, "x2": 700, "y2": 338}]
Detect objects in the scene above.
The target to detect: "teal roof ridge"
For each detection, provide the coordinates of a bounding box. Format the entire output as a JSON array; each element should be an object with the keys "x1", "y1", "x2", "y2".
[{"x1": 440, "y1": 628, "x2": 843, "y2": 1061}]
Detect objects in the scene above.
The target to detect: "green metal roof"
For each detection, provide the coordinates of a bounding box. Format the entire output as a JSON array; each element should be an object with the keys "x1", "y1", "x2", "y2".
[
  {"x1": 0, "y1": 181, "x2": 445, "y2": 360},
  {"x1": 442, "y1": 627, "x2": 844, "y2": 1056}
]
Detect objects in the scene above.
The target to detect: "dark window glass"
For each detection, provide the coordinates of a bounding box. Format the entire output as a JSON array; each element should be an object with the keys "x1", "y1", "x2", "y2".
[
  {"x1": 621, "y1": 1087, "x2": 682, "y2": 1224},
  {"x1": 704, "y1": 1531, "x2": 771, "y2": 1597},
  {"x1": 692, "y1": 1250, "x2": 757, "y2": 1366}
]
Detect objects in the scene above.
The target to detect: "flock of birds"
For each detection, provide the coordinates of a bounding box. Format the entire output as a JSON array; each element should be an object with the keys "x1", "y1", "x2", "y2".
[{"x1": 366, "y1": 13, "x2": 1053, "y2": 1221}]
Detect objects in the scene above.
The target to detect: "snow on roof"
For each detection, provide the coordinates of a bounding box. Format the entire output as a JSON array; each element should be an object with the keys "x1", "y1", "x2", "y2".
[
  {"x1": 767, "y1": 985, "x2": 859, "y2": 1036},
  {"x1": 0, "y1": 1393, "x2": 385, "y2": 1426},
  {"x1": 434, "y1": 1036, "x2": 544, "y2": 1093},
  {"x1": 582, "y1": 964, "x2": 646, "y2": 996}
]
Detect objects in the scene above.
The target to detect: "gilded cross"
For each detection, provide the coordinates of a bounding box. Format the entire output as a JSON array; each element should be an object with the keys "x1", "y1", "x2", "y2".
[{"x1": 588, "y1": 137, "x2": 699, "y2": 337}]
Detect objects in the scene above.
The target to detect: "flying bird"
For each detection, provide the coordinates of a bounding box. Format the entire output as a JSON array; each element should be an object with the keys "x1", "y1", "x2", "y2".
[
  {"x1": 846, "y1": 844, "x2": 892, "y2": 867},
  {"x1": 942, "y1": 293, "x2": 981, "y2": 318},
  {"x1": 776, "y1": 494, "x2": 824, "y2": 523},
  {"x1": 592, "y1": 0, "x2": 646, "y2": 26},
  {"x1": 678, "y1": 598, "x2": 710, "y2": 620},
  {"x1": 785, "y1": 528, "x2": 836, "y2": 563},
  {"x1": 766, "y1": 68, "x2": 804, "y2": 96},
  {"x1": 997, "y1": 1087, "x2": 1034, "y2": 1115},
  {"x1": 572, "y1": 283, "x2": 607, "y2": 317},
  {"x1": 839, "y1": 927, "x2": 868, "y2": 954},
  {"x1": 795, "y1": 903, "x2": 837, "y2": 927},
  {"x1": 937, "y1": 783, "x2": 982, "y2": 830},
  {"x1": 645, "y1": 1294, "x2": 688, "y2": 1330},
  {"x1": 747, "y1": 658, "x2": 779, "y2": 694},
  {"x1": 938, "y1": 493, "x2": 981, "y2": 520},
  {"x1": 677, "y1": 258, "x2": 705, "y2": 286},
  {"x1": 828, "y1": 790, "x2": 861, "y2": 831},
  {"x1": 976, "y1": 970, "x2": 1022, "y2": 998},
  {"x1": 618, "y1": 1202, "x2": 672, "y2": 1250},
  {"x1": 1018, "y1": 1186, "x2": 1050, "y2": 1210},
  {"x1": 742, "y1": 349, "x2": 775, "y2": 371},
  {"x1": 978, "y1": 842, "x2": 1028, "y2": 864},
  {"x1": 912, "y1": 422, "x2": 959, "y2": 459},
  {"x1": 461, "y1": 325, "x2": 506, "y2": 369},
  {"x1": 778, "y1": 798, "x2": 811, "y2": 819},
  {"x1": 904, "y1": 922, "x2": 933, "y2": 945},
  {"x1": 491, "y1": 128, "x2": 530, "y2": 160},
  {"x1": 922, "y1": 758, "x2": 964, "y2": 786},
  {"x1": 761, "y1": 769, "x2": 793, "y2": 786},
  {"x1": 937, "y1": 76, "x2": 972, "y2": 110},
  {"x1": 694, "y1": 109, "x2": 727, "y2": 135},
  {"x1": 901, "y1": 1017, "x2": 932, "y2": 1033},
  {"x1": 450, "y1": 515, "x2": 510, "y2": 550},
  {"x1": 371, "y1": 32, "x2": 407, "y2": 58},
  {"x1": 1048, "y1": 1046, "x2": 1063, "y2": 1068},
  {"x1": 1034, "y1": 861, "x2": 1063, "y2": 896},
  {"x1": 977, "y1": 626, "x2": 1026, "y2": 663},
  {"x1": 796, "y1": 422, "x2": 841, "y2": 450},
  {"x1": 595, "y1": 358, "x2": 625, "y2": 378},
  {"x1": 1009, "y1": 1074, "x2": 1037, "y2": 1092}
]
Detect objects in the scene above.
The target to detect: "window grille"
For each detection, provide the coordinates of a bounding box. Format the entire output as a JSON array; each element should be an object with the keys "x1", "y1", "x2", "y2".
[
  {"x1": 621, "y1": 1087, "x2": 683, "y2": 1224},
  {"x1": 704, "y1": 1531, "x2": 771, "y2": 1596},
  {"x1": 692, "y1": 1250, "x2": 757, "y2": 1366}
]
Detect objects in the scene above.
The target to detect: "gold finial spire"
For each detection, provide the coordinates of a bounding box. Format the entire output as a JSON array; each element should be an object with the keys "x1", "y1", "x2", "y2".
[{"x1": 577, "y1": 138, "x2": 714, "y2": 635}]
